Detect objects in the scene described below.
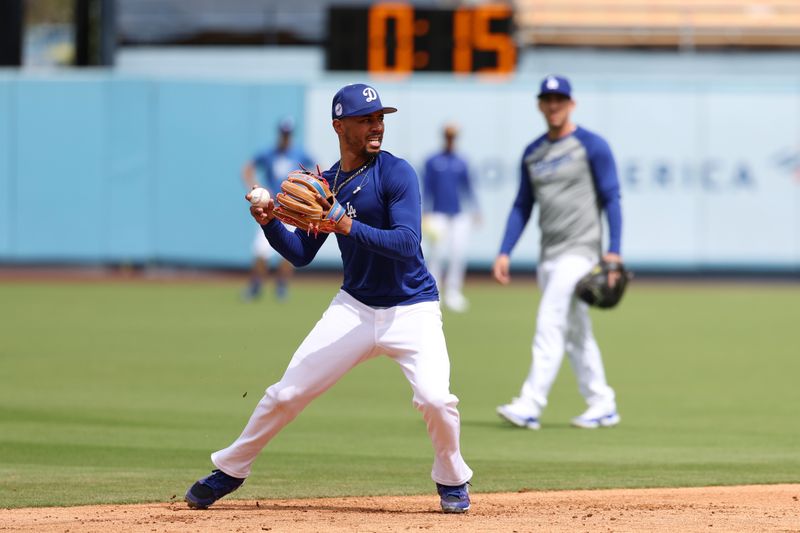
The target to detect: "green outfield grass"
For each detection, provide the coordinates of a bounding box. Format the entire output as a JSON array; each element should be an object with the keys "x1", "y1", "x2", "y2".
[{"x1": 1, "y1": 276, "x2": 798, "y2": 508}]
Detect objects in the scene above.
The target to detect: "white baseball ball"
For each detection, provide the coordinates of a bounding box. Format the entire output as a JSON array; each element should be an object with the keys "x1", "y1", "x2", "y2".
[{"x1": 249, "y1": 187, "x2": 271, "y2": 207}]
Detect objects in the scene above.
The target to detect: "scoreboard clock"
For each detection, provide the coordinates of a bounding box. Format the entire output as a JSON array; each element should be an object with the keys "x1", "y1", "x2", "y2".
[{"x1": 326, "y1": 3, "x2": 516, "y2": 74}]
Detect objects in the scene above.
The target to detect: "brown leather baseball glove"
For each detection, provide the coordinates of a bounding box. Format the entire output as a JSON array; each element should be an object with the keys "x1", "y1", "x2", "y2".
[{"x1": 273, "y1": 168, "x2": 345, "y2": 235}]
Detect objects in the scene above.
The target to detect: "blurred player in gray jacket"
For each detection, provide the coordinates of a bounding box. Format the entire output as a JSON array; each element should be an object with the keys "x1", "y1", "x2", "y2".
[{"x1": 494, "y1": 75, "x2": 623, "y2": 430}]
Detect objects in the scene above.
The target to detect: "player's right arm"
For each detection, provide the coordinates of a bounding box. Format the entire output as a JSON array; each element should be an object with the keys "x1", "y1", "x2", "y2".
[
  {"x1": 246, "y1": 191, "x2": 328, "y2": 267},
  {"x1": 244, "y1": 150, "x2": 268, "y2": 189},
  {"x1": 492, "y1": 254, "x2": 512, "y2": 285},
  {"x1": 242, "y1": 161, "x2": 258, "y2": 190},
  {"x1": 261, "y1": 218, "x2": 329, "y2": 267},
  {"x1": 493, "y1": 153, "x2": 536, "y2": 284}
]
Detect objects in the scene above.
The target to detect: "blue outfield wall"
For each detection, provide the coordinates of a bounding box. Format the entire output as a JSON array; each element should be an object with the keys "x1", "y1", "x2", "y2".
[
  {"x1": 0, "y1": 76, "x2": 306, "y2": 267},
  {"x1": 0, "y1": 81, "x2": 11, "y2": 256},
  {"x1": 0, "y1": 71, "x2": 799, "y2": 272},
  {"x1": 15, "y1": 79, "x2": 107, "y2": 260}
]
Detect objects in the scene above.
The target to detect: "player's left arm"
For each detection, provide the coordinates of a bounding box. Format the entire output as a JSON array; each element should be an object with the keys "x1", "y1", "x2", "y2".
[
  {"x1": 459, "y1": 156, "x2": 481, "y2": 222},
  {"x1": 584, "y1": 133, "x2": 624, "y2": 285},
  {"x1": 336, "y1": 159, "x2": 422, "y2": 260},
  {"x1": 585, "y1": 134, "x2": 622, "y2": 259}
]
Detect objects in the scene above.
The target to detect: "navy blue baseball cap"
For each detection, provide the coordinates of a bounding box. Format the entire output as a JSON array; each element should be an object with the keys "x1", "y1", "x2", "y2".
[
  {"x1": 278, "y1": 116, "x2": 295, "y2": 133},
  {"x1": 331, "y1": 83, "x2": 398, "y2": 119},
  {"x1": 537, "y1": 75, "x2": 572, "y2": 99}
]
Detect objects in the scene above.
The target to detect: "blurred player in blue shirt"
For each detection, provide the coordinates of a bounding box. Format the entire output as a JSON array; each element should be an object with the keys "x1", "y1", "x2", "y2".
[
  {"x1": 422, "y1": 124, "x2": 480, "y2": 313},
  {"x1": 241, "y1": 117, "x2": 313, "y2": 300}
]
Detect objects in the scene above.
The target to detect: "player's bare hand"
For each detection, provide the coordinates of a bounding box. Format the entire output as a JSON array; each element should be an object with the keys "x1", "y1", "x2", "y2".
[
  {"x1": 493, "y1": 254, "x2": 511, "y2": 285},
  {"x1": 245, "y1": 186, "x2": 276, "y2": 225},
  {"x1": 248, "y1": 200, "x2": 275, "y2": 225},
  {"x1": 603, "y1": 252, "x2": 623, "y2": 288}
]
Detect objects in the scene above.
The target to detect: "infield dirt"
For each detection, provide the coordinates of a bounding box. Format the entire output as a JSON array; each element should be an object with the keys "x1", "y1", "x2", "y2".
[{"x1": 1, "y1": 484, "x2": 798, "y2": 532}]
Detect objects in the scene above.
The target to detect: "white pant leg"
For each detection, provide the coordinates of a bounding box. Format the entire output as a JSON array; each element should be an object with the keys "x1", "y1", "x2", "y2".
[
  {"x1": 252, "y1": 223, "x2": 295, "y2": 261},
  {"x1": 378, "y1": 301, "x2": 473, "y2": 486},
  {"x1": 424, "y1": 213, "x2": 450, "y2": 292},
  {"x1": 444, "y1": 213, "x2": 470, "y2": 299},
  {"x1": 211, "y1": 291, "x2": 376, "y2": 478},
  {"x1": 252, "y1": 226, "x2": 272, "y2": 260},
  {"x1": 565, "y1": 296, "x2": 616, "y2": 410},
  {"x1": 520, "y1": 255, "x2": 596, "y2": 412}
]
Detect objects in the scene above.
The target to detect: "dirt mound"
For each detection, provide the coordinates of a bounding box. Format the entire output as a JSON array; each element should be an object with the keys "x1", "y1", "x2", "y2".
[{"x1": 2, "y1": 484, "x2": 798, "y2": 532}]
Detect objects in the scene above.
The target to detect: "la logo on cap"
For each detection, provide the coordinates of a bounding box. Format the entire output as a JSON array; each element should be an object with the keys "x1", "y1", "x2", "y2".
[{"x1": 546, "y1": 77, "x2": 560, "y2": 89}]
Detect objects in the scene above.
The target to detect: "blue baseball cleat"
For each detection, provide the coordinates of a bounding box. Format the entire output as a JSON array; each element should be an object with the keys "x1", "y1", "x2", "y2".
[
  {"x1": 436, "y1": 482, "x2": 471, "y2": 513},
  {"x1": 185, "y1": 469, "x2": 245, "y2": 509}
]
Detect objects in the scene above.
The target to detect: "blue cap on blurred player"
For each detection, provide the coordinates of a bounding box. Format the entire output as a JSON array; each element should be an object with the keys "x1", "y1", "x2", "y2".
[
  {"x1": 537, "y1": 75, "x2": 572, "y2": 99},
  {"x1": 331, "y1": 83, "x2": 398, "y2": 119},
  {"x1": 278, "y1": 116, "x2": 295, "y2": 134}
]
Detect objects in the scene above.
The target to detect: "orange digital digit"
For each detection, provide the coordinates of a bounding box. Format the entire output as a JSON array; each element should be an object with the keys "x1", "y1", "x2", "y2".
[
  {"x1": 452, "y1": 7, "x2": 472, "y2": 73},
  {"x1": 368, "y1": 3, "x2": 414, "y2": 73},
  {"x1": 472, "y1": 4, "x2": 516, "y2": 74}
]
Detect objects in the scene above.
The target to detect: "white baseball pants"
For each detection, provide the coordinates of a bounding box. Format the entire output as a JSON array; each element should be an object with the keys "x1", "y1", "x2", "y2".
[
  {"x1": 211, "y1": 290, "x2": 473, "y2": 486},
  {"x1": 252, "y1": 222, "x2": 294, "y2": 260},
  {"x1": 425, "y1": 213, "x2": 471, "y2": 302},
  {"x1": 519, "y1": 254, "x2": 616, "y2": 413},
  {"x1": 251, "y1": 226, "x2": 272, "y2": 260}
]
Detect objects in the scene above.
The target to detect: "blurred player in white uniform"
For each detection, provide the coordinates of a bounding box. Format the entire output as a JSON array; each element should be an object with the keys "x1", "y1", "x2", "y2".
[
  {"x1": 186, "y1": 83, "x2": 473, "y2": 513},
  {"x1": 241, "y1": 117, "x2": 313, "y2": 300},
  {"x1": 422, "y1": 124, "x2": 480, "y2": 313}
]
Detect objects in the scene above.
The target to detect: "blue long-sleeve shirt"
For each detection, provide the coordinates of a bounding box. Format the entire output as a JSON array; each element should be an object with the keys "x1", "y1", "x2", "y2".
[
  {"x1": 423, "y1": 151, "x2": 476, "y2": 215},
  {"x1": 262, "y1": 150, "x2": 439, "y2": 307},
  {"x1": 499, "y1": 126, "x2": 622, "y2": 261},
  {"x1": 253, "y1": 146, "x2": 314, "y2": 192}
]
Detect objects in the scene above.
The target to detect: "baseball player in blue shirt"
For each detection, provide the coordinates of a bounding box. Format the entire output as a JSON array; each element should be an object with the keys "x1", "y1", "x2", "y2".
[
  {"x1": 422, "y1": 124, "x2": 479, "y2": 313},
  {"x1": 186, "y1": 83, "x2": 473, "y2": 513},
  {"x1": 494, "y1": 75, "x2": 623, "y2": 430},
  {"x1": 242, "y1": 117, "x2": 314, "y2": 301}
]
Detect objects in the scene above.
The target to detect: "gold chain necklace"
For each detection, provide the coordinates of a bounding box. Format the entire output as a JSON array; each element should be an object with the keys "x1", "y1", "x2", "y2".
[{"x1": 332, "y1": 157, "x2": 374, "y2": 196}]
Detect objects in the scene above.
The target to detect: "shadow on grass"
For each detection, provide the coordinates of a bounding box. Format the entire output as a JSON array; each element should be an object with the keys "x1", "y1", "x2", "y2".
[{"x1": 461, "y1": 419, "x2": 578, "y2": 431}]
